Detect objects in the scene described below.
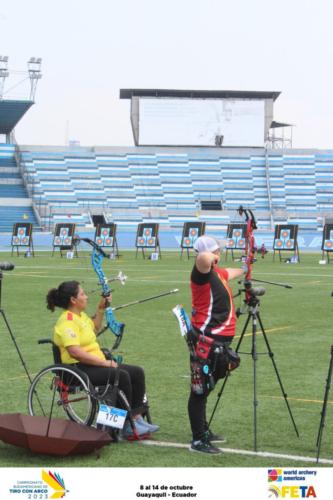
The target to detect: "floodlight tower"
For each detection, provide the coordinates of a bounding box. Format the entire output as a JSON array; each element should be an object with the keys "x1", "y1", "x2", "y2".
[
  {"x1": 0, "y1": 56, "x2": 9, "y2": 99},
  {"x1": 27, "y1": 57, "x2": 42, "y2": 101}
]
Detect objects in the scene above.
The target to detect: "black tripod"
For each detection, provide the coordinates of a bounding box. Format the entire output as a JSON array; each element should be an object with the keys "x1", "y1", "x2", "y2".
[
  {"x1": 0, "y1": 266, "x2": 33, "y2": 386},
  {"x1": 316, "y1": 345, "x2": 333, "y2": 463},
  {"x1": 208, "y1": 287, "x2": 299, "y2": 451}
]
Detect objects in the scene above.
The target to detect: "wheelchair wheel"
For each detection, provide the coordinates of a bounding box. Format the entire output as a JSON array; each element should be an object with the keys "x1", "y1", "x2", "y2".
[{"x1": 28, "y1": 364, "x2": 97, "y2": 426}]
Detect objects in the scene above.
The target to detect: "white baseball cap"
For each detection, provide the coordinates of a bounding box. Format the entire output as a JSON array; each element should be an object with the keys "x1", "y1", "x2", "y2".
[{"x1": 193, "y1": 235, "x2": 222, "y2": 253}]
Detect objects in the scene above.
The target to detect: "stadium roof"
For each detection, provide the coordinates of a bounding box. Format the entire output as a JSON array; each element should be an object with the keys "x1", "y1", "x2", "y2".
[
  {"x1": 120, "y1": 89, "x2": 281, "y2": 101},
  {"x1": 0, "y1": 100, "x2": 34, "y2": 134},
  {"x1": 271, "y1": 120, "x2": 292, "y2": 128}
]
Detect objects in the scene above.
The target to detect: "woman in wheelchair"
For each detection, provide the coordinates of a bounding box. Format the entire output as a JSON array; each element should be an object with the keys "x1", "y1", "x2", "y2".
[{"x1": 46, "y1": 280, "x2": 159, "y2": 438}]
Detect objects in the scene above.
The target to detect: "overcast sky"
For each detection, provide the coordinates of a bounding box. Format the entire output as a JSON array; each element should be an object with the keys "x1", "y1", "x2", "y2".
[{"x1": 1, "y1": 0, "x2": 333, "y2": 149}]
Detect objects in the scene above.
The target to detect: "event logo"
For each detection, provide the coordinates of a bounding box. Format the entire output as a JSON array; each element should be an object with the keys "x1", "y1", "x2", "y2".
[
  {"x1": 42, "y1": 470, "x2": 67, "y2": 498},
  {"x1": 267, "y1": 469, "x2": 317, "y2": 498},
  {"x1": 8, "y1": 470, "x2": 68, "y2": 498},
  {"x1": 268, "y1": 485, "x2": 280, "y2": 498},
  {"x1": 267, "y1": 485, "x2": 317, "y2": 498},
  {"x1": 268, "y1": 469, "x2": 283, "y2": 482}
]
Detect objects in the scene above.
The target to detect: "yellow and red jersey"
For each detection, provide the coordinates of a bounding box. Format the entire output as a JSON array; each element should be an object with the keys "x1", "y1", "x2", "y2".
[{"x1": 53, "y1": 310, "x2": 106, "y2": 364}]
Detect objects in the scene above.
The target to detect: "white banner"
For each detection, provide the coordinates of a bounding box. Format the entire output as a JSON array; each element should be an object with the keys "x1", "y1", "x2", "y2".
[{"x1": 0, "y1": 467, "x2": 331, "y2": 500}]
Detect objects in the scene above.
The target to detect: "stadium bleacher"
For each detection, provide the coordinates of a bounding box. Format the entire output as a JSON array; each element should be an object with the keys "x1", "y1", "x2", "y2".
[
  {"x1": 16, "y1": 146, "x2": 333, "y2": 232},
  {"x1": 0, "y1": 144, "x2": 39, "y2": 232}
]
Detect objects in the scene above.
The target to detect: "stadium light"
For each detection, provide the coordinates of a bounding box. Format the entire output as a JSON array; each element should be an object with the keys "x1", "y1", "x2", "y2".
[
  {"x1": 27, "y1": 56, "x2": 42, "y2": 101},
  {"x1": 0, "y1": 55, "x2": 9, "y2": 99}
]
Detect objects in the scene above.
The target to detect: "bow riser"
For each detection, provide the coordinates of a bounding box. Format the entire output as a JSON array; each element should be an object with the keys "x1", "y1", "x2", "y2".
[{"x1": 75, "y1": 237, "x2": 125, "y2": 349}]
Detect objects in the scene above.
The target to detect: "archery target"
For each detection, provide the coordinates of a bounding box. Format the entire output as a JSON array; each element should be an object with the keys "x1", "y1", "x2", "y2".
[
  {"x1": 147, "y1": 237, "x2": 156, "y2": 247},
  {"x1": 274, "y1": 225, "x2": 298, "y2": 251},
  {"x1": 324, "y1": 239, "x2": 333, "y2": 250},
  {"x1": 181, "y1": 222, "x2": 205, "y2": 249},
  {"x1": 94, "y1": 224, "x2": 117, "y2": 248},
  {"x1": 182, "y1": 237, "x2": 192, "y2": 248},
  {"x1": 136, "y1": 223, "x2": 159, "y2": 248},
  {"x1": 53, "y1": 224, "x2": 76, "y2": 247},
  {"x1": 225, "y1": 224, "x2": 247, "y2": 250},
  {"x1": 137, "y1": 236, "x2": 146, "y2": 246},
  {"x1": 11, "y1": 223, "x2": 32, "y2": 247},
  {"x1": 322, "y1": 225, "x2": 333, "y2": 252}
]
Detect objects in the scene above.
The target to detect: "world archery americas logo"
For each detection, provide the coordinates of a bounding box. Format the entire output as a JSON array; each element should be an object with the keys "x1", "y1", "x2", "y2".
[
  {"x1": 42, "y1": 470, "x2": 68, "y2": 499},
  {"x1": 268, "y1": 469, "x2": 283, "y2": 482}
]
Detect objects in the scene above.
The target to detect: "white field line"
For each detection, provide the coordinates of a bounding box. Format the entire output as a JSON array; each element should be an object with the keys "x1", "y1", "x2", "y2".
[{"x1": 142, "y1": 439, "x2": 333, "y2": 465}]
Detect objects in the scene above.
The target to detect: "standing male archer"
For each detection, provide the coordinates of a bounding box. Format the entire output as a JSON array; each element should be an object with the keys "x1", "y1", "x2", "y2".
[{"x1": 188, "y1": 235, "x2": 245, "y2": 454}]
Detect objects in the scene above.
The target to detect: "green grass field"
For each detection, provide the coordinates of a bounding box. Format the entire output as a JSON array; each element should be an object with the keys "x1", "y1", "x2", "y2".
[{"x1": 0, "y1": 249, "x2": 332, "y2": 467}]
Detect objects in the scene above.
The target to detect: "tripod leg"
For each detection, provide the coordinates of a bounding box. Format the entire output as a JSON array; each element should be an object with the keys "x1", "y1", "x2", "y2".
[
  {"x1": 257, "y1": 312, "x2": 299, "y2": 437},
  {"x1": 0, "y1": 309, "x2": 33, "y2": 384},
  {"x1": 208, "y1": 312, "x2": 252, "y2": 428},
  {"x1": 316, "y1": 346, "x2": 333, "y2": 463},
  {"x1": 252, "y1": 310, "x2": 259, "y2": 452}
]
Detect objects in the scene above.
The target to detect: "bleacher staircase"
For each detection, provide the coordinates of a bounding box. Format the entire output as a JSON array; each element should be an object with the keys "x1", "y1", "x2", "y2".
[{"x1": 0, "y1": 144, "x2": 39, "y2": 232}]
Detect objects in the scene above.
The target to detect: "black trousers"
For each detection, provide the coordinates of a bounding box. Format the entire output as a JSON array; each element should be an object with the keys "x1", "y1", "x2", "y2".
[
  {"x1": 76, "y1": 363, "x2": 145, "y2": 410},
  {"x1": 188, "y1": 337, "x2": 232, "y2": 441}
]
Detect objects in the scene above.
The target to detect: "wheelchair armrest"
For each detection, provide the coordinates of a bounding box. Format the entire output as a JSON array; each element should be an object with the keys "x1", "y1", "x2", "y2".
[{"x1": 38, "y1": 339, "x2": 53, "y2": 345}]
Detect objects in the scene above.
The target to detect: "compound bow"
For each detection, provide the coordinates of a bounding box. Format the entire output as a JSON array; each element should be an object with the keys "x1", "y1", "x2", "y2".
[{"x1": 237, "y1": 206, "x2": 292, "y2": 308}]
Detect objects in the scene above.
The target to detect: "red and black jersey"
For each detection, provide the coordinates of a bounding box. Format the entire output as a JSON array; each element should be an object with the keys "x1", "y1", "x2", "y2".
[{"x1": 190, "y1": 264, "x2": 236, "y2": 338}]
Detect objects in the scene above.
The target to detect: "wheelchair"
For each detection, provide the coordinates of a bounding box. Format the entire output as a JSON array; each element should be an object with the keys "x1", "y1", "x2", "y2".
[{"x1": 27, "y1": 339, "x2": 151, "y2": 439}]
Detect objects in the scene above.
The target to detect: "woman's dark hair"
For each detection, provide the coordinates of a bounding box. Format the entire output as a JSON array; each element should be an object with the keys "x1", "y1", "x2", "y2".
[{"x1": 46, "y1": 281, "x2": 80, "y2": 312}]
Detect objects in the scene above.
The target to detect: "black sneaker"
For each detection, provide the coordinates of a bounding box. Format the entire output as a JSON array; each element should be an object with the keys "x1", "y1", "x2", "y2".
[
  {"x1": 190, "y1": 439, "x2": 222, "y2": 454},
  {"x1": 205, "y1": 429, "x2": 226, "y2": 443}
]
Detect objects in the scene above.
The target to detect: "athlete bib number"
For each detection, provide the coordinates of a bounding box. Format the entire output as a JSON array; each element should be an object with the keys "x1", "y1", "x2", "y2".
[{"x1": 96, "y1": 404, "x2": 127, "y2": 429}]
